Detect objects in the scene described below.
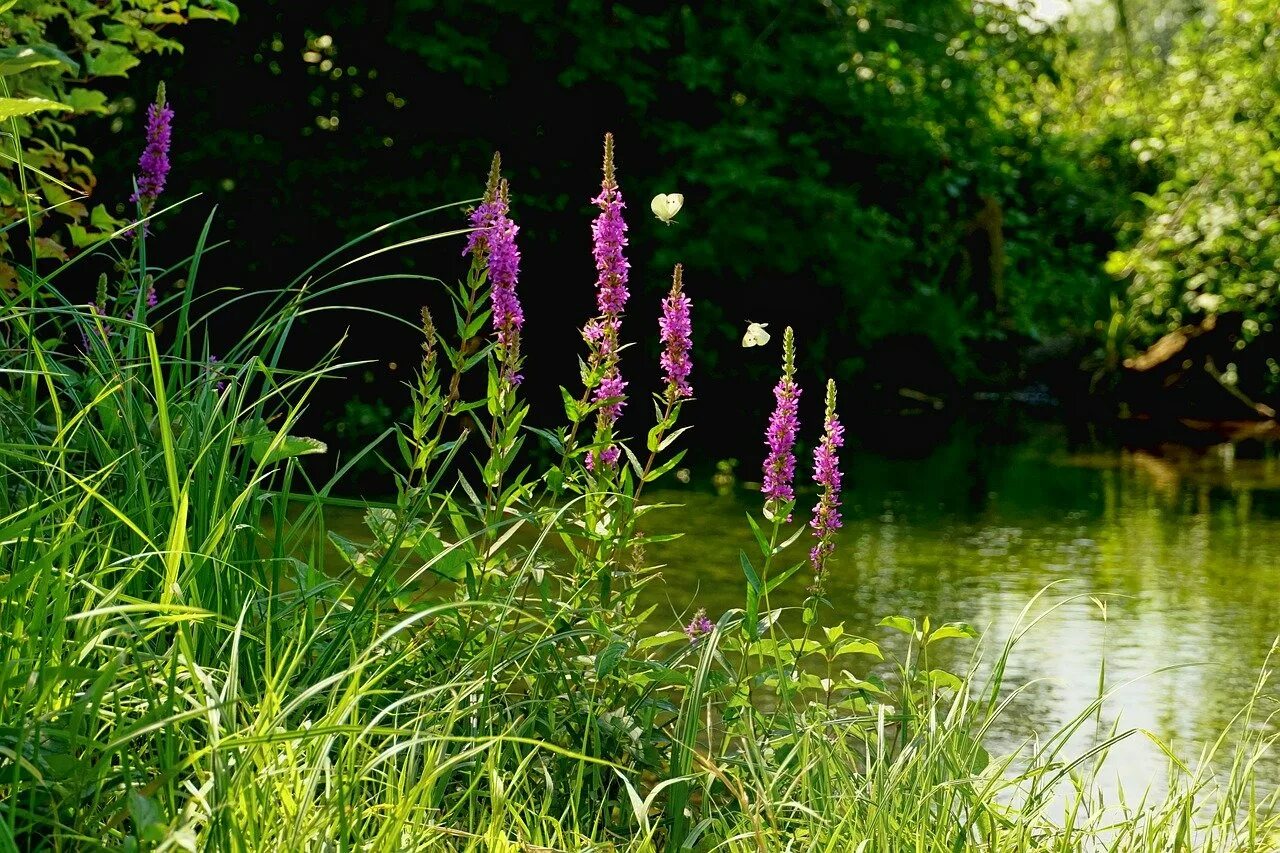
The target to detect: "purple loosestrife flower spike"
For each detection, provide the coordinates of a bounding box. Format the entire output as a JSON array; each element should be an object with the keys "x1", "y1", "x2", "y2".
[
  {"x1": 809, "y1": 379, "x2": 845, "y2": 590},
  {"x1": 761, "y1": 326, "x2": 801, "y2": 519},
  {"x1": 584, "y1": 133, "x2": 631, "y2": 470},
  {"x1": 131, "y1": 83, "x2": 173, "y2": 209},
  {"x1": 684, "y1": 608, "x2": 715, "y2": 641},
  {"x1": 464, "y1": 159, "x2": 525, "y2": 386},
  {"x1": 659, "y1": 265, "x2": 693, "y2": 401}
]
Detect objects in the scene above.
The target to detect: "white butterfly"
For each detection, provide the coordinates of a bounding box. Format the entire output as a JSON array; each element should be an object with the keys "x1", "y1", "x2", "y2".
[
  {"x1": 742, "y1": 321, "x2": 771, "y2": 348},
  {"x1": 650, "y1": 193, "x2": 684, "y2": 225}
]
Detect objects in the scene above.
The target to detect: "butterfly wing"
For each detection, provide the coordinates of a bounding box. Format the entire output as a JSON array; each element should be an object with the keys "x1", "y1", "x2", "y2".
[{"x1": 651, "y1": 194, "x2": 670, "y2": 221}]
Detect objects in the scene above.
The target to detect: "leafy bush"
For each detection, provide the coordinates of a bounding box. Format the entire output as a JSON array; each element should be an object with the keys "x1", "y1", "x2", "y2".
[
  {"x1": 1102, "y1": 0, "x2": 1280, "y2": 356},
  {"x1": 0, "y1": 0, "x2": 237, "y2": 287}
]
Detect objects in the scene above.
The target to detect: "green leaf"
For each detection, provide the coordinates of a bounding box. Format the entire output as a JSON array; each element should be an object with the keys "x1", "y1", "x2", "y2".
[
  {"x1": 0, "y1": 47, "x2": 64, "y2": 77},
  {"x1": 127, "y1": 792, "x2": 164, "y2": 840},
  {"x1": 0, "y1": 97, "x2": 72, "y2": 120},
  {"x1": 745, "y1": 585, "x2": 759, "y2": 640},
  {"x1": 834, "y1": 639, "x2": 882, "y2": 659},
  {"x1": 926, "y1": 623, "x2": 979, "y2": 644},
  {"x1": 62, "y1": 88, "x2": 110, "y2": 114},
  {"x1": 927, "y1": 669, "x2": 964, "y2": 692},
  {"x1": 878, "y1": 615, "x2": 916, "y2": 635},
  {"x1": 250, "y1": 434, "x2": 327, "y2": 466},
  {"x1": 407, "y1": 528, "x2": 469, "y2": 581},
  {"x1": 642, "y1": 448, "x2": 686, "y2": 482},
  {"x1": 560, "y1": 386, "x2": 582, "y2": 423},
  {"x1": 326, "y1": 531, "x2": 375, "y2": 576},
  {"x1": 765, "y1": 562, "x2": 803, "y2": 594},
  {"x1": 744, "y1": 511, "x2": 769, "y2": 555},
  {"x1": 739, "y1": 551, "x2": 761, "y2": 593},
  {"x1": 646, "y1": 421, "x2": 664, "y2": 453},
  {"x1": 952, "y1": 730, "x2": 990, "y2": 775},
  {"x1": 596, "y1": 640, "x2": 629, "y2": 678},
  {"x1": 636, "y1": 631, "x2": 687, "y2": 650},
  {"x1": 190, "y1": 0, "x2": 241, "y2": 23},
  {"x1": 86, "y1": 44, "x2": 140, "y2": 77},
  {"x1": 91, "y1": 203, "x2": 124, "y2": 230}
]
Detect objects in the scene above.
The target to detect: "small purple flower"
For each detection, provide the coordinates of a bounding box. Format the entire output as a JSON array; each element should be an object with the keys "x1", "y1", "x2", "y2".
[
  {"x1": 146, "y1": 283, "x2": 158, "y2": 308},
  {"x1": 208, "y1": 355, "x2": 226, "y2": 393},
  {"x1": 684, "y1": 608, "x2": 715, "y2": 640},
  {"x1": 809, "y1": 380, "x2": 845, "y2": 588},
  {"x1": 761, "y1": 327, "x2": 801, "y2": 517},
  {"x1": 659, "y1": 265, "x2": 693, "y2": 401},
  {"x1": 464, "y1": 159, "x2": 524, "y2": 386},
  {"x1": 131, "y1": 84, "x2": 173, "y2": 208}
]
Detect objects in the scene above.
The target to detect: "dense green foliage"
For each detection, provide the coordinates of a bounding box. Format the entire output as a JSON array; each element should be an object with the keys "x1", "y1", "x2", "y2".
[
  {"x1": 78, "y1": 0, "x2": 1136, "y2": 387},
  {"x1": 0, "y1": 0, "x2": 236, "y2": 286},
  {"x1": 1088, "y1": 0, "x2": 1280, "y2": 365},
  {"x1": 10, "y1": 0, "x2": 1280, "y2": 415}
]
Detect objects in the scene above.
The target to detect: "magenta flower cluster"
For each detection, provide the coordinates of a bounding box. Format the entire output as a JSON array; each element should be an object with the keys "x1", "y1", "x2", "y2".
[
  {"x1": 131, "y1": 88, "x2": 173, "y2": 206},
  {"x1": 590, "y1": 178, "x2": 630, "y2": 318},
  {"x1": 659, "y1": 265, "x2": 693, "y2": 401},
  {"x1": 584, "y1": 134, "x2": 630, "y2": 469},
  {"x1": 809, "y1": 380, "x2": 845, "y2": 582},
  {"x1": 464, "y1": 177, "x2": 524, "y2": 384},
  {"x1": 761, "y1": 327, "x2": 800, "y2": 513},
  {"x1": 684, "y1": 608, "x2": 714, "y2": 640}
]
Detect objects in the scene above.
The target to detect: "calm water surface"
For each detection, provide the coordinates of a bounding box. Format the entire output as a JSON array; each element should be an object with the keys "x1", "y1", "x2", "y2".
[{"x1": 329, "y1": 423, "x2": 1280, "y2": 791}]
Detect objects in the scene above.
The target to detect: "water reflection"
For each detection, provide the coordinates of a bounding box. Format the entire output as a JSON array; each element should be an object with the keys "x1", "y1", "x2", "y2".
[{"x1": 639, "y1": 425, "x2": 1280, "y2": 790}]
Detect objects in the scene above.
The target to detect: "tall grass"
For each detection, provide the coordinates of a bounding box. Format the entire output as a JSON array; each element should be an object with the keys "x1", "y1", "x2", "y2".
[{"x1": 1, "y1": 137, "x2": 1278, "y2": 852}]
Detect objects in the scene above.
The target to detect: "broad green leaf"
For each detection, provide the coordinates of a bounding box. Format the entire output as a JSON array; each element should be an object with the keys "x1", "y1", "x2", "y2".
[
  {"x1": 0, "y1": 47, "x2": 62, "y2": 77},
  {"x1": 0, "y1": 97, "x2": 72, "y2": 121},
  {"x1": 926, "y1": 623, "x2": 979, "y2": 644},
  {"x1": 62, "y1": 88, "x2": 110, "y2": 114},
  {"x1": 878, "y1": 615, "x2": 916, "y2": 635},
  {"x1": 190, "y1": 1, "x2": 241, "y2": 24},
  {"x1": 928, "y1": 669, "x2": 964, "y2": 692},
  {"x1": 86, "y1": 44, "x2": 140, "y2": 77},
  {"x1": 407, "y1": 528, "x2": 469, "y2": 581},
  {"x1": 834, "y1": 639, "x2": 882, "y2": 659},
  {"x1": 91, "y1": 203, "x2": 124, "y2": 230},
  {"x1": 952, "y1": 730, "x2": 990, "y2": 775},
  {"x1": 127, "y1": 792, "x2": 164, "y2": 841},
  {"x1": 595, "y1": 640, "x2": 629, "y2": 678},
  {"x1": 560, "y1": 385, "x2": 582, "y2": 423}
]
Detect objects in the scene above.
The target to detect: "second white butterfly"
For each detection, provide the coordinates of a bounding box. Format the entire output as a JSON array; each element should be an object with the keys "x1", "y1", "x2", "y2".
[
  {"x1": 651, "y1": 193, "x2": 684, "y2": 225},
  {"x1": 742, "y1": 322, "x2": 771, "y2": 348}
]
